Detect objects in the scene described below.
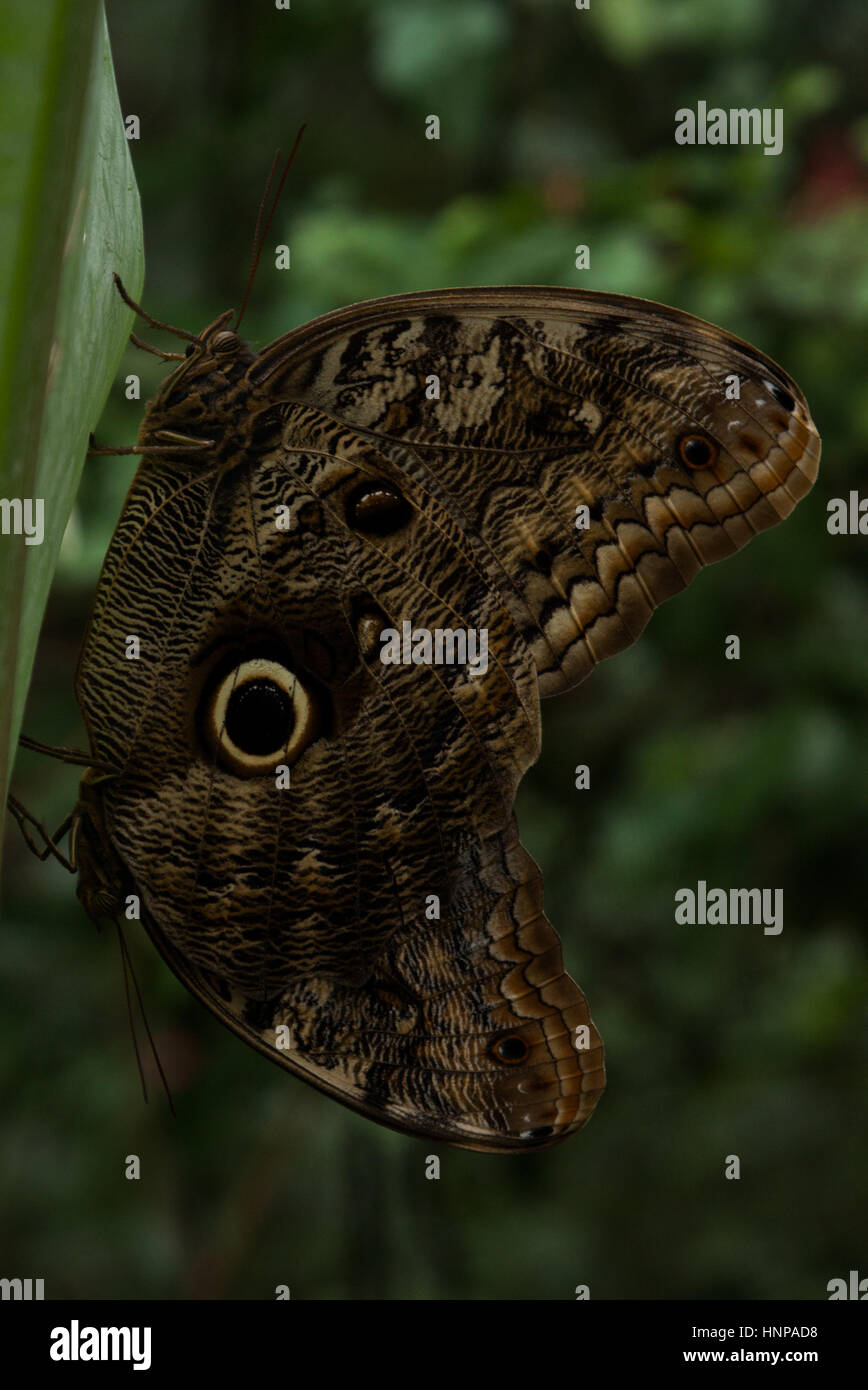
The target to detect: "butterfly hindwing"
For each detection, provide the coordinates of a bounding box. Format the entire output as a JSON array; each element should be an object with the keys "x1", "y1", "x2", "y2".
[{"x1": 137, "y1": 811, "x2": 603, "y2": 1151}]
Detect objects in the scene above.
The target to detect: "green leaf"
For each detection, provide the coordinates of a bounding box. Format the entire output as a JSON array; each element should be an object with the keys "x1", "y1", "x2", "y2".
[{"x1": 0, "y1": 3, "x2": 143, "y2": 854}]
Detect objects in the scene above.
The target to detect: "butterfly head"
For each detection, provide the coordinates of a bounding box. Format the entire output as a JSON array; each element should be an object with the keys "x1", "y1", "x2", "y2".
[
  {"x1": 137, "y1": 311, "x2": 268, "y2": 463},
  {"x1": 187, "y1": 311, "x2": 249, "y2": 361},
  {"x1": 175, "y1": 310, "x2": 257, "y2": 380}
]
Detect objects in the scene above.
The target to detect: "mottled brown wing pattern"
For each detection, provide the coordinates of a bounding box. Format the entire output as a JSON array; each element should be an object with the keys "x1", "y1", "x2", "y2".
[
  {"x1": 255, "y1": 288, "x2": 821, "y2": 695},
  {"x1": 73, "y1": 287, "x2": 819, "y2": 1150},
  {"x1": 76, "y1": 408, "x2": 541, "y2": 994},
  {"x1": 75, "y1": 397, "x2": 597, "y2": 1148},
  {"x1": 140, "y1": 814, "x2": 603, "y2": 1152}
]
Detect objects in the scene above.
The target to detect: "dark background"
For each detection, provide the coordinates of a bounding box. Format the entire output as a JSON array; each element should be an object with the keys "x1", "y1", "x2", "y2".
[{"x1": 2, "y1": 0, "x2": 867, "y2": 1299}]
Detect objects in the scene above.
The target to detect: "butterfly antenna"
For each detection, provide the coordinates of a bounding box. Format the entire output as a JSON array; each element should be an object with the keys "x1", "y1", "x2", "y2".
[
  {"x1": 116, "y1": 922, "x2": 148, "y2": 1102},
  {"x1": 235, "y1": 123, "x2": 307, "y2": 332},
  {"x1": 112, "y1": 273, "x2": 200, "y2": 344},
  {"x1": 115, "y1": 921, "x2": 177, "y2": 1117}
]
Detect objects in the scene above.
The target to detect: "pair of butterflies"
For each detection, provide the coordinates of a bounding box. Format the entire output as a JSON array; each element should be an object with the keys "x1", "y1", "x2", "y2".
[{"x1": 19, "y1": 281, "x2": 821, "y2": 1151}]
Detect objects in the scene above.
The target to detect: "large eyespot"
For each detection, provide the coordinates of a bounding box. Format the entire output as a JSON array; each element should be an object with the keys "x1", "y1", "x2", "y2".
[
  {"x1": 678, "y1": 433, "x2": 718, "y2": 470},
  {"x1": 202, "y1": 658, "x2": 317, "y2": 776},
  {"x1": 764, "y1": 380, "x2": 795, "y2": 413},
  {"x1": 346, "y1": 481, "x2": 412, "y2": 536},
  {"x1": 211, "y1": 330, "x2": 241, "y2": 355},
  {"x1": 491, "y1": 1034, "x2": 530, "y2": 1065}
]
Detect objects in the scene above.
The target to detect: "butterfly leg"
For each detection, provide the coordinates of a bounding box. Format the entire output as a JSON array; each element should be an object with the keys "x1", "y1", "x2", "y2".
[
  {"x1": 87, "y1": 432, "x2": 211, "y2": 458},
  {"x1": 18, "y1": 733, "x2": 105, "y2": 768},
  {"x1": 6, "y1": 794, "x2": 76, "y2": 872}
]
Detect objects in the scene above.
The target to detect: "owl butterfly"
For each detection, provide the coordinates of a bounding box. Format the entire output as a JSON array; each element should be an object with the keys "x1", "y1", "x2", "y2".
[{"x1": 17, "y1": 281, "x2": 820, "y2": 1153}]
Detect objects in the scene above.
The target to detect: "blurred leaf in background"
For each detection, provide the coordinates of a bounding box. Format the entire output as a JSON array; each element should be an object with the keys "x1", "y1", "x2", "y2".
[{"x1": 1, "y1": 0, "x2": 866, "y2": 1300}]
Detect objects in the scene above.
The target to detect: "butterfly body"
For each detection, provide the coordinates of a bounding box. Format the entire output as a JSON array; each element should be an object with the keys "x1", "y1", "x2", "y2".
[{"x1": 69, "y1": 287, "x2": 819, "y2": 1151}]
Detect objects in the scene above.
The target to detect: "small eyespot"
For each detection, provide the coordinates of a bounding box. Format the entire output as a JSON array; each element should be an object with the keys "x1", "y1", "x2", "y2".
[
  {"x1": 678, "y1": 434, "x2": 718, "y2": 470},
  {"x1": 211, "y1": 330, "x2": 241, "y2": 354},
  {"x1": 346, "y1": 481, "x2": 412, "y2": 536},
  {"x1": 355, "y1": 607, "x2": 389, "y2": 661},
  {"x1": 492, "y1": 1034, "x2": 530, "y2": 1065},
  {"x1": 765, "y1": 380, "x2": 795, "y2": 413},
  {"x1": 533, "y1": 548, "x2": 554, "y2": 575},
  {"x1": 201, "y1": 657, "x2": 317, "y2": 777}
]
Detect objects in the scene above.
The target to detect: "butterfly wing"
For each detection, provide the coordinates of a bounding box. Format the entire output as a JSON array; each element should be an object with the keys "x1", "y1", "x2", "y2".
[
  {"x1": 253, "y1": 287, "x2": 821, "y2": 695},
  {"x1": 140, "y1": 812, "x2": 603, "y2": 1152},
  {"x1": 76, "y1": 413, "x2": 538, "y2": 989},
  {"x1": 75, "y1": 286, "x2": 819, "y2": 1148},
  {"x1": 75, "y1": 391, "x2": 605, "y2": 1147}
]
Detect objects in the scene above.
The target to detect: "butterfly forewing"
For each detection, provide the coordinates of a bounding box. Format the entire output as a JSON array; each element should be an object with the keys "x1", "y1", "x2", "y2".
[{"x1": 254, "y1": 287, "x2": 820, "y2": 695}]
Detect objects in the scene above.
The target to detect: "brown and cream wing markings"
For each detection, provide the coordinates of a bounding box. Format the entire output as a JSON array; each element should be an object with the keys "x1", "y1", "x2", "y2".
[
  {"x1": 71, "y1": 286, "x2": 819, "y2": 1150},
  {"x1": 256, "y1": 287, "x2": 821, "y2": 694}
]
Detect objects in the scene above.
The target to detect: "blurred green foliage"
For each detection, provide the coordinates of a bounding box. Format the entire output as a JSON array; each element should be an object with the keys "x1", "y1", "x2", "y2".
[{"x1": 2, "y1": 0, "x2": 866, "y2": 1300}]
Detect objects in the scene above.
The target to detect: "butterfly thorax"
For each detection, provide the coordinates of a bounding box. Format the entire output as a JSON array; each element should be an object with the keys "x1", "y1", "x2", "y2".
[{"x1": 137, "y1": 314, "x2": 279, "y2": 472}]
